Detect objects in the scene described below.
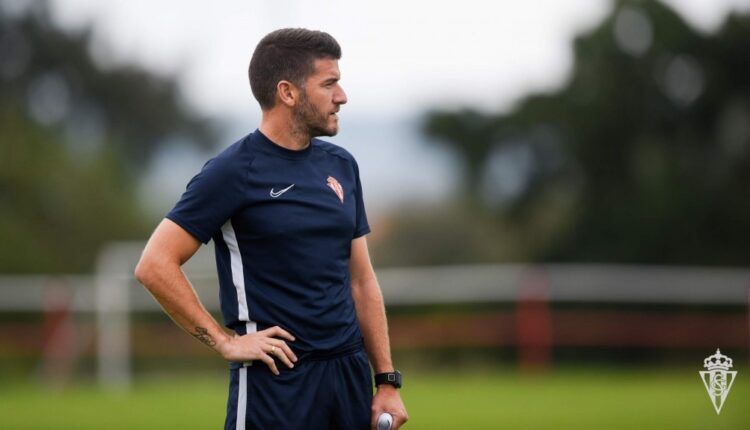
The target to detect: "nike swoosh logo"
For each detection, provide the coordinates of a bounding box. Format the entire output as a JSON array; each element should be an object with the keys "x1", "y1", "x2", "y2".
[{"x1": 270, "y1": 184, "x2": 295, "y2": 198}]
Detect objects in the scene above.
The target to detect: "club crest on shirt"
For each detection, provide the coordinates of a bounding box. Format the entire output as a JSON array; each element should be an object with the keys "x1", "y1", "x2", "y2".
[{"x1": 326, "y1": 176, "x2": 344, "y2": 203}]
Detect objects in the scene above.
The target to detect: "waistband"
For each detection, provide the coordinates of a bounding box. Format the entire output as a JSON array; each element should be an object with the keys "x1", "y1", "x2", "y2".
[{"x1": 228, "y1": 338, "x2": 364, "y2": 370}]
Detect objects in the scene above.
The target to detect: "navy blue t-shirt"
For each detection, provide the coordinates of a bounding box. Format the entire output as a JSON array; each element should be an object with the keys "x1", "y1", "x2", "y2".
[{"x1": 166, "y1": 129, "x2": 370, "y2": 353}]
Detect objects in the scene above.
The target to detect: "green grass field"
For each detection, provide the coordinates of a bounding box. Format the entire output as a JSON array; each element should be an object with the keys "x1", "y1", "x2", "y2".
[{"x1": 1, "y1": 368, "x2": 747, "y2": 429}]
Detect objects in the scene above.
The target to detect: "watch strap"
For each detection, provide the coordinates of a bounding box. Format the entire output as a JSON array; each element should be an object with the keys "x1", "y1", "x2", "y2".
[{"x1": 374, "y1": 370, "x2": 402, "y2": 388}]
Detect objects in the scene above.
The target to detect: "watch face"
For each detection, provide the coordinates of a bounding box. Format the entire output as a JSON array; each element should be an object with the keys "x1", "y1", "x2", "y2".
[{"x1": 376, "y1": 371, "x2": 402, "y2": 388}]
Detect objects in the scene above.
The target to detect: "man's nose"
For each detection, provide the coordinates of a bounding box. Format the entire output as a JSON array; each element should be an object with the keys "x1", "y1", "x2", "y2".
[{"x1": 334, "y1": 87, "x2": 347, "y2": 105}]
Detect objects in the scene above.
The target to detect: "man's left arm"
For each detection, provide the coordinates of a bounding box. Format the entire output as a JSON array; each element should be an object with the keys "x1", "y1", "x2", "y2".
[{"x1": 349, "y1": 236, "x2": 408, "y2": 429}]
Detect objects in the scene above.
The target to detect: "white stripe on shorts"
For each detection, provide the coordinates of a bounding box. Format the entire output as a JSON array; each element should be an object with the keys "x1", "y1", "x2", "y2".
[{"x1": 236, "y1": 367, "x2": 247, "y2": 430}]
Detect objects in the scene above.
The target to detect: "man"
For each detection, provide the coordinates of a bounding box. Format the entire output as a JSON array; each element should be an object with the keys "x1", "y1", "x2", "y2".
[{"x1": 134, "y1": 28, "x2": 408, "y2": 430}]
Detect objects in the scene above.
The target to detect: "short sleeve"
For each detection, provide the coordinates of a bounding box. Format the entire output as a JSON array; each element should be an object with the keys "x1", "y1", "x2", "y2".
[
  {"x1": 352, "y1": 158, "x2": 370, "y2": 238},
  {"x1": 165, "y1": 156, "x2": 248, "y2": 244}
]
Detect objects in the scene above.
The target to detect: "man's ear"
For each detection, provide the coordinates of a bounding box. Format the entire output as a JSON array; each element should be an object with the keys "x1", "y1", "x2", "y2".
[{"x1": 277, "y1": 80, "x2": 300, "y2": 107}]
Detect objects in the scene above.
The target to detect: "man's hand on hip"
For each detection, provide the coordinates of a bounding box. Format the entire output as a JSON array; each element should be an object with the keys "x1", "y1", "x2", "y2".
[{"x1": 216, "y1": 326, "x2": 298, "y2": 375}]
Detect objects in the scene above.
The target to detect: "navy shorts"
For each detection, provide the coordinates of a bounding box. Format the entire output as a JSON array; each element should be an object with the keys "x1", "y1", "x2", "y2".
[{"x1": 224, "y1": 342, "x2": 373, "y2": 430}]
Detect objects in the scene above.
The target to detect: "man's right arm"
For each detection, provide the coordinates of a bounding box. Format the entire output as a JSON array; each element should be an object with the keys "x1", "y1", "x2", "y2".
[{"x1": 134, "y1": 218, "x2": 297, "y2": 374}]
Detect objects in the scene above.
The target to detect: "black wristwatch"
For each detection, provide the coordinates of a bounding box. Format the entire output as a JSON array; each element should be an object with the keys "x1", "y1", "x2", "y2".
[{"x1": 374, "y1": 370, "x2": 402, "y2": 389}]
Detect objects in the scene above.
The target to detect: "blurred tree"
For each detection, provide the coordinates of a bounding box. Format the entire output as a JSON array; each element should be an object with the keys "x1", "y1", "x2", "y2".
[
  {"x1": 418, "y1": 0, "x2": 750, "y2": 266},
  {"x1": 0, "y1": 2, "x2": 215, "y2": 272},
  {"x1": 423, "y1": 109, "x2": 495, "y2": 205}
]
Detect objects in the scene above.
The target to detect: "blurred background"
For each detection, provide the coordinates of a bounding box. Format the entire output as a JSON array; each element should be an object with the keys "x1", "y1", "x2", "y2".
[{"x1": 2, "y1": 0, "x2": 750, "y2": 428}]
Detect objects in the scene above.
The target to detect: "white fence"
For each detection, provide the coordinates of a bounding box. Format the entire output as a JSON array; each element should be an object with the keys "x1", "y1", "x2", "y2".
[{"x1": 0, "y1": 241, "x2": 749, "y2": 388}]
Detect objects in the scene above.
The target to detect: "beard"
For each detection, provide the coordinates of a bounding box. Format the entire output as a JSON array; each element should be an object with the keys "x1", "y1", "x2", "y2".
[{"x1": 292, "y1": 92, "x2": 338, "y2": 138}]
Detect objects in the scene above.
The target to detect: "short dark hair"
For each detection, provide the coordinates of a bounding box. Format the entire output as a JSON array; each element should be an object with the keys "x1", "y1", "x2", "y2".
[{"x1": 249, "y1": 28, "x2": 341, "y2": 110}]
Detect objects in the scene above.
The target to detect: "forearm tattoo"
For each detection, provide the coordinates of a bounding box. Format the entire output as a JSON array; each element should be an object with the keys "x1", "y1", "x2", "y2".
[{"x1": 192, "y1": 326, "x2": 216, "y2": 347}]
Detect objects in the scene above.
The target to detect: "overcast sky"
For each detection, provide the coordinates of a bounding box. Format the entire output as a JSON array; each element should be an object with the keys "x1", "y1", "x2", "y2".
[
  {"x1": 38, "y1": 0, "x2": 750, "y2": 215},
  {"x1": 48, "y1": 0, "x2": 750, "y2": 120}
]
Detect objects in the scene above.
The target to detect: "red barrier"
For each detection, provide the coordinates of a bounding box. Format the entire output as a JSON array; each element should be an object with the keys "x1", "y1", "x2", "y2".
[
  {"x1": 39, "y1": 281, "x2": 77, "y2": 386},
  {"x1": 516, "y1": 270, "x2": 552, "y2": 372}
]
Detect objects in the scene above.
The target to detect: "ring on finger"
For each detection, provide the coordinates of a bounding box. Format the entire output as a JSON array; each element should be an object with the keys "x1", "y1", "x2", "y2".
[{"x1": 271, "y1": 345, "x2": 277, "y2": 355}]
